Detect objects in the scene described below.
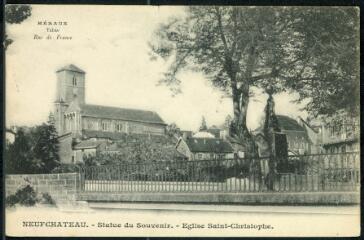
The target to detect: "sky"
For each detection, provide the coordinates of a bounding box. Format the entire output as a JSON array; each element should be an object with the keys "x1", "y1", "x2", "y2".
[{"x1": 6, "y1": 5, "x2": 307, "y2": 131}]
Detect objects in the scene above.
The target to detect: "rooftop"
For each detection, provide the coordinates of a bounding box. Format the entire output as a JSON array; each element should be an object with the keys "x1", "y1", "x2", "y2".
[
  {"x1": 254, "y1": 115, "x2": 306, "y2": 133},
  {"x1": 193, "y1": 131, "x2": 215, "y2": 139},
  {"x1": 56, "y1": 64, "x2": 85, "y2": 73},
  {"x1": 276, "y1": 115, "x2": 305, "y2": 132},
  {"x1": 80, "y1": 104, "x2": 166, "y2": 125},
  {"x1": 184, "y1": 137, "x2": 234, "y2": 153}
]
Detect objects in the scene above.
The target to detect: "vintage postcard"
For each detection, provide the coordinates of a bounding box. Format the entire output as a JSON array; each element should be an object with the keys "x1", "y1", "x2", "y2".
[{"x1": 5, "y1": 4, "x2": 360, "y2": 237}]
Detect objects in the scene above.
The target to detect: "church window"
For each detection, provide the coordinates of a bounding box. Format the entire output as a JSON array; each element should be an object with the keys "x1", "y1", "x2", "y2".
[
  {"x1": 341, "y1": 145, "x2": 346, "y2": 153},
  {"x1": 116, "y1": 123, "x2": 123, "y2": 132},
  {"x1": 102, "y1": 122, "x2": 109, "y2": 131},
  {"x1": 72, "y1": 76, "x2": 77, "y2": 86}
]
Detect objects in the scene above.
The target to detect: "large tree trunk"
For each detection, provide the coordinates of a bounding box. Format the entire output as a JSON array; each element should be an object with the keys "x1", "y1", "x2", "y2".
[
  {"x1": 228, "y1": 86, "x2": 261, "y2": 183},
  {"x1": 229, "y1": 84, "x2": 259, "y2": 159}
]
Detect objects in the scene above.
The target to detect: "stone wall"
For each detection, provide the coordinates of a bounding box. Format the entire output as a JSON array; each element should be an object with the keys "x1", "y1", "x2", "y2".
[
  {"x1": 79, "y1": 191, "x2": 360, "y2": 205},
  {"x1": 5, "y1": 173, "x2": 80, "y2": 204},
  {"x1": 58, "y1": 133, "x2": 73, "y2": 164}
]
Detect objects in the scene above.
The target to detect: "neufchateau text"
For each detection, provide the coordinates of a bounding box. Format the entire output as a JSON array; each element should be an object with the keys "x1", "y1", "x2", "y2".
[{"x1": 22, "y1": 221, "x2": 273, "y2": 230}]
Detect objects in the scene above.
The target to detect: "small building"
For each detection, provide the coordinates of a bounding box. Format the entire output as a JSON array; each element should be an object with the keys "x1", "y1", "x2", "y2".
[
  {"x1": 175, "y1": 137, "x2": 234, "y2": 161},
  {"x1": 276, "y1": 115, "x2": 312, "y2": 155},
  {"x1": 306, "y1": 110, "x2": 359, "y2": 154},
  {"x1": 73, "y1": 139, "x2": 109, "y2": 163}
]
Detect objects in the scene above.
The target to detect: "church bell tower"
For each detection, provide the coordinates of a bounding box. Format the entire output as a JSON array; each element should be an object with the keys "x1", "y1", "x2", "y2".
[{"x1": 54, "y1": 64, "x2": 86, "y2": 135}]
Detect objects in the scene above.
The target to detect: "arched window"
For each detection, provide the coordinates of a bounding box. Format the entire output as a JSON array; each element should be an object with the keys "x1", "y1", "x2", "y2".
[
  {"x1": 102, "y1": 122, "x2": 109, "y2": 131},
  {"x1": 72, "y1": 76, "x2": 77, "y2": 86}
]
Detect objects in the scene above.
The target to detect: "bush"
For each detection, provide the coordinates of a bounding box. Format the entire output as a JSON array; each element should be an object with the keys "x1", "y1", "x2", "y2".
[
  {"x1": 6, "y1": 185, "x2": 38, "y2": 207},
  {"x1": 5, "y1": 194, "x2": 19, "y2": 207},
  {"x1": 51, "y1": 163, "x2": 83, "y2": 173},
  {"x1": 6, "y1": 185, "x2": 56, "y2": 207},
  {"x1": 40, "y1": 193, "x2": 56, "y2": 205}
]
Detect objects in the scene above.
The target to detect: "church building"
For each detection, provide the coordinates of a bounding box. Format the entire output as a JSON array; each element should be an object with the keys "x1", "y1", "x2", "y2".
[{"x1": 54, "y1": 64, "x2": 167, "y2": 163}]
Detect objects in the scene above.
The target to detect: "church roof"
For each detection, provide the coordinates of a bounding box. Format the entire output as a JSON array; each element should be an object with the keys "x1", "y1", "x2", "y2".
[
  {"x1": 56, "y1": 64, "x2": 85, "y2": 73},
  {"x1": 80, "y1": 104, "x2": 166, "y2": 125}
]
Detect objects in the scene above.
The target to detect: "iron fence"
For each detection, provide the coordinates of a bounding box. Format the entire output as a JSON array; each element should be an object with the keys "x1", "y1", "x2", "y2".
[{"x1": 79, "y1": 152, "x2": 360, "y2": 193}]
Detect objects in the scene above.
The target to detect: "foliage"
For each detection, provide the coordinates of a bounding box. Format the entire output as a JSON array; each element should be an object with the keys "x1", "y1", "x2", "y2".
[
  {"x1": 5, "y1": 128, "x2": 36, "y2": 174},
  {"x1": 51, "y1": 163, "x2": 83, "y2": 173},
  {"x1": 30, "y1": 115, "x2": 61, "y2": 173},
  {"x1": 5, "y1": 5, "x2": 32, "y2": 49},
  {"x1": 84, "y1": 156, "x2": 260, "y2": 183},
  {"x1": 199, "y1": 116, "x2": 208, "y2": 131},
  {"x1": 5, "y1": 115, "x2": 60, "y2": 174},
  {"x1": 40, "y1": 193, "x2": 56, "y2": 205},
  {"x1": 6, "y1": 185, "x2": 38, "y2": 207},
  {"x1": 4, "y1": 34, "x2": 13, "y2": 50},
  {"x1": 149, "y1": 6, "x2": 359, "y2": 154},
  {"x1": 5, "y1": 5, "x2": 32, "y2": 24},
  {"x1": 149, "y1": 6, "x2": 300, "y2": 155},
  {"x1": 165, "y1": 123, "x2": 181, "y2": 138},
  {"x1": 6, "y1": 185, "x2": 56, "y2": 207},
  {"x1": 286, "y1": 8, "x2": 359, "y2": 117},
  {"x1": 5, "y1": 194, "x2": 19, "y2": 208},
  {"x1": 83, "y1": 134, "x2": 184, "y2": 166}
]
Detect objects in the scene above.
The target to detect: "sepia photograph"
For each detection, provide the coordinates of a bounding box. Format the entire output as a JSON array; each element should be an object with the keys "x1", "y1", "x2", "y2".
[{"x1": 4, "y1": 4, "x2": 360, "y2": 237}]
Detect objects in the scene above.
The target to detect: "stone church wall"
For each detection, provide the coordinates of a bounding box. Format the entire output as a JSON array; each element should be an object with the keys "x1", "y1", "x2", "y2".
[{"x1": 82, "y1": 117, "x2": 165, "y2": 135}]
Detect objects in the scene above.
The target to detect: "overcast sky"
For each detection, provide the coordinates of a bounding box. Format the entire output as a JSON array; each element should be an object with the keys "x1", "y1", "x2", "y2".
[{"x1": 6, "y1": 5, "x2": 307, "y2": 131}]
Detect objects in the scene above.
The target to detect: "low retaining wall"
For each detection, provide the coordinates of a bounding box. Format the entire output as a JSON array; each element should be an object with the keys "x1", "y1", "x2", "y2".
[
  {"x1": 6, "y1": 173, "x2": 359, "y2": 205},
  {"x1": 78, "y1": 191, "x2": 360, "y2": 205},
  {"x1": 5, "y1": 173, "x2": 80, "y2": 203}
]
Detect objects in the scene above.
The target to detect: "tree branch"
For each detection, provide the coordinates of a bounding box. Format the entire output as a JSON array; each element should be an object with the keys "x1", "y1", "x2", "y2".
[{"x1": 214, "y1": 6, "x2": 230, "y2": 57}]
